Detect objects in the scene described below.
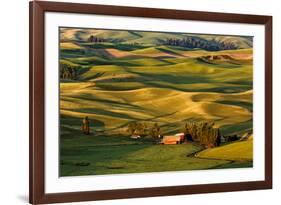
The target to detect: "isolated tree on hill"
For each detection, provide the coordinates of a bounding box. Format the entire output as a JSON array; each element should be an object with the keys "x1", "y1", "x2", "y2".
[{"x1": 82, "y1": 116, "x2": 90, "y2": 135}]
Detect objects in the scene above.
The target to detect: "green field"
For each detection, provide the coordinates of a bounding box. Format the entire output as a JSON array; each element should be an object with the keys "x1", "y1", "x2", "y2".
[
  {"x1": 60, "y1": 131, "x2": 252, "y2": 176},
  {"x1": 59, "y1": 28, "x2": 253, "y2": 176},
  {"x1": 196, "y1": 135, "x2": 253, "y2": 161}
]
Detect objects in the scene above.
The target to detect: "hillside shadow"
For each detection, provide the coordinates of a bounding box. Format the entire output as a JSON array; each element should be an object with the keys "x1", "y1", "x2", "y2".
[
  {"x1": 127, "y1": 69, "x2": 209, "y2": 84},
  {"x1": 65, "y1": 94, "x2": 147, "y2": 112},
  {"x1": 60, "y1": 113, "x2": 106, "y2": 128},
  {"x1": 220, "y1": 119, "x2": 253, "y2": 135},
  {"x1": 157, "y1": 47, "x2": 183, "y2": 57},
  {"x1": 73, "y1": 107, "x2": 140, "y2": 120}
]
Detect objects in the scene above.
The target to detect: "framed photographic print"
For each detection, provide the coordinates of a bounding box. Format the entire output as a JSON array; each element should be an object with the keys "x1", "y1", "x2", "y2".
[{"x1": 29, "y1": 1, "x2": 272, "y2": 204}]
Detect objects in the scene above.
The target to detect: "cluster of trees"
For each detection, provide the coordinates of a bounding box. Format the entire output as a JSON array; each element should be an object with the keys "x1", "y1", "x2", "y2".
[
  {"x1": 127, "y1": 122, "x2": 161, "y2": 140},
  {"x1": 87, "y1": 35, "x2": 106, "y2": 43},
  {"x1": 149, "y1": 123, "x2": 161, "y2": 139},
  {"x1": 59, "y1": 61, "x2": 79, "y2": 80},
  {"x1": 184, "y1": 121, "x2": 221, "y2": 147},
  {"x1": 161, "y1": 37, "x2": 238, "y2": 51},
  {"x1": 126, "y1": 120, "x2": 222, "y2": 147},
  {"x1": 127, "y1": 122, "x2": 147, "y2": 136}
]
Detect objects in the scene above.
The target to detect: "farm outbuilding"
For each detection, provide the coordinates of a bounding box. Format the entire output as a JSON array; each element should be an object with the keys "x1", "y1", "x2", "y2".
[
  {"x1": 161, "y1": 133, "x2": 185, "y2": 144},
  {"x1": 131, "y1": 134, "x2": 141, "y2": 139}
]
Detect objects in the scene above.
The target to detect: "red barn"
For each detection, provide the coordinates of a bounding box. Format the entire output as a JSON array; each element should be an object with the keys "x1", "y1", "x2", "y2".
[{"x1": 161, "y1": 133, "x2": 185, "y2": 145}]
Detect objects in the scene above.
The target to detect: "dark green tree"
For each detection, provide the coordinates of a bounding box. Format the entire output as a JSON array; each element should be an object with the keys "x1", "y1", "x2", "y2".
[{"x1": 184, "y1": 121, "x2": 221, "y2": 147}]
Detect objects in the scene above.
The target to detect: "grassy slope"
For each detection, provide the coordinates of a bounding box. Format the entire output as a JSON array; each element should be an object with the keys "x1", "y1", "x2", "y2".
[
  {"x1": 196, "y1": 136, "x2": 253, "y2": 161},
  {"x1": 60, "y1": 42, "x2": 83, "y2": 50},
  {"x1": 59, "y1": 33, "x2": 253, "y2": 175},
  {"x1": 60, "y1": 86, "x2": 252, "y2": 134},
  {"x1": 60, "y1": 46, "x2": 253, "y2": 135},
  {"x1": 60, "y1": 132, "x2": 230, "y2": 176}
]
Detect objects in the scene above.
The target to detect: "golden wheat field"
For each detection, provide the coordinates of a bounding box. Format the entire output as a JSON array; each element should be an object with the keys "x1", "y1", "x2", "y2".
[{"x1": 59, "y1": 28, "x2": 253, "y2": 176}]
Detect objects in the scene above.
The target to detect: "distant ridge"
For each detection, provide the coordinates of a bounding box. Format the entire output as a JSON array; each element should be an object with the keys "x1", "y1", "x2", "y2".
[{"x1": 60, "y1": 28, "x2": 253, "y2": 51}]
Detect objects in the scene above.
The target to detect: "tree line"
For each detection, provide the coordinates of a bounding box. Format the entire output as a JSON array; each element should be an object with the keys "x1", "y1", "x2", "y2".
[
  {"x1": 161, "y1": 36, "x2": 238, "y2": 51},
  {"x1": 127, "y1": 122, "x2": 161, "y2": 140},
  {"x1": 87, "y1": 35, "x2": 106, "y2": 43},
  {"x1": 127, "y1": 121, "x2": 221, "y2": 147},
  {"x1": 86, "y1": 35, "x2": 238, "y2": 51}
]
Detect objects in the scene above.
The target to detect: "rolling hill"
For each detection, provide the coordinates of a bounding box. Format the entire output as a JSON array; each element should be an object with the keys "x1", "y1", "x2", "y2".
[
  {"x1": 59, "y1": 35, "x2": 253, "y2": 136},
  {"x1": 59, "y1": 28, "x2": 253, "y2": 176},
  {"x1": 196, "y1": 135, "x2": 253, "y2": 161}
]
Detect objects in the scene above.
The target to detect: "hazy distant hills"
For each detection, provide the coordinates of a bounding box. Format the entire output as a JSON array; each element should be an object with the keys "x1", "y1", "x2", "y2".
[{"x1": 60, "y1": 28, "x2": 253, "y2": 50}]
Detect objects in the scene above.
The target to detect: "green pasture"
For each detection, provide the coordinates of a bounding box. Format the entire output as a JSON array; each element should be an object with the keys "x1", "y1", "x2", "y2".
[{"x1": 60, "y1": 129, "x2": 250, "y2": 176}]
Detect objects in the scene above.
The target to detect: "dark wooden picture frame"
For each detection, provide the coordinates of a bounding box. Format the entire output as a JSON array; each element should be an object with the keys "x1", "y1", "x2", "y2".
[{"x1": 29, "y1": 1, "x2": 272, "y2": 204}]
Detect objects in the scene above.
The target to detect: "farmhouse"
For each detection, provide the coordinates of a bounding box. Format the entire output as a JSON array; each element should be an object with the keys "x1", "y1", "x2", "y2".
[
  {"x1": 161, "y1": 133, "x2": 185, "y2": 145},
  {"x1": 130, "y1": 134, "x2": 141, "y2": 139}
]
